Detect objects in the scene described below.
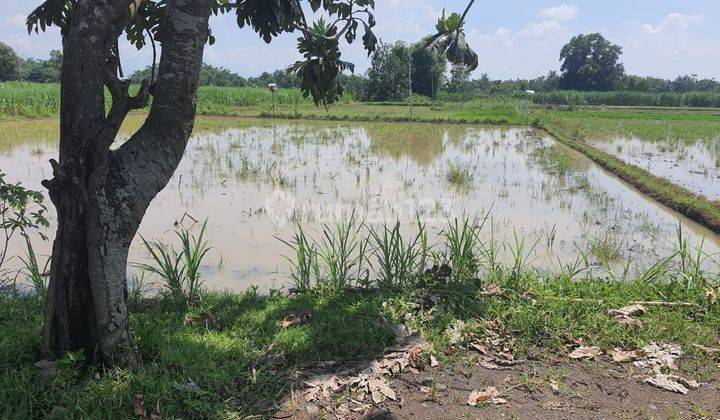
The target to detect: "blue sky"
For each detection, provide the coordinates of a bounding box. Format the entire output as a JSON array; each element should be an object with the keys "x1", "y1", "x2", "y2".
[{"x1": 1, "y1": 0, "x2": 718, "y2": 79}]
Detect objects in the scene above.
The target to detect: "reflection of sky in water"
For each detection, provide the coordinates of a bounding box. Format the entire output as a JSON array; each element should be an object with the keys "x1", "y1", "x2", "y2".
[
  {"x1": 1, "y1": 118, "x2": 719, "y2": 292},
  {"x1": 589, "y1": 138, "x2": 720, "y2": 201}
]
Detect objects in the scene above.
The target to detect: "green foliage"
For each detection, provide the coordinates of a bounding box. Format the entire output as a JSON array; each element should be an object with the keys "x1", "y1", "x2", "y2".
[
  {"x1": 364, "y1": 42, "x2": 412, "y2": 102},
  {"x1": 446, "y1": 64, "x2": 471, "y2": 93},
  {"x1": 0, "y1": 171, "x2": 48, "y2": 274},
  {"x1": 27, "y1": 0, "x2": 377, "y2": 108},
  {"x1": 0, "y1": 43, "x2": 24, "y2": 82},
  {"x1": 424, "y1": 8, "x2": 478, "y2": 70},
  {"x1": 25, "y1": 50, "x2": 63, "y2": 84},
  {"x1": 531, "y1": 90, "x2": 720, "y2": 108},
  {"x1": 369, "y1": 219, "x2": 430, "y2": 289},
  {"x1": 19, "y1": 236, "x2": 50, "y2": 301},
  {"x1": 410, "y1": 45, "x2": 447, "y2": 99},
  {"x1": 138, "y1": 221, "x2": 211, "y2": 308},
  {"x1": 279, "y1": 225, "x2": 320, "y2": 292},
  {"x1": 559, "y1": 33, "x2": 625, "y2": 91},
  {"x1": 0, "y1": 172, "x2": 48, "y2": 296},
  {"x1": 291, "y1": 18, "x2": 356, "y2": 106}
]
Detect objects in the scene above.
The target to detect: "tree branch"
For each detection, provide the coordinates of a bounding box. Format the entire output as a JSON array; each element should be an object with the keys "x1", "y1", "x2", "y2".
[
  {"x1": 458, "y1": 0, "x2": 476, "y2": 28},
  {"x1": 112, "y1": 0, "x2": 213, "y2": 210}
]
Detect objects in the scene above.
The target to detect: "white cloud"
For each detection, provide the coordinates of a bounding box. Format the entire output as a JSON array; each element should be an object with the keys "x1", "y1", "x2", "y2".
[
  {"x1": 517, "y1": 20, "x2": 567, "y2": 40},
  {"x1": 539, "y1": 5, "x2": 579, "y2": 21},
  {"x1": 3, "y1": 14, "x2": 27, "y2": 29},
  {"x1": 641, "y1": 13, "x2": 704, "y2": 35}
]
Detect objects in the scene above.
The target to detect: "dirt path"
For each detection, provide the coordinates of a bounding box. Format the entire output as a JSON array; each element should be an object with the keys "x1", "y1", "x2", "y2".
[{"x1": 278, "y1": 352, "x2": 719, "y2": 419}]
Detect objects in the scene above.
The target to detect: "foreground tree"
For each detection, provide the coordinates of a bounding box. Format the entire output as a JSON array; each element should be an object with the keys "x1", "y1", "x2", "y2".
[
  {"x1": 28, "y1": 0, "x2": 376, "y2": 366},
  {"x1": 559, "y1": 33, "x2": 625, "y2": 91}
]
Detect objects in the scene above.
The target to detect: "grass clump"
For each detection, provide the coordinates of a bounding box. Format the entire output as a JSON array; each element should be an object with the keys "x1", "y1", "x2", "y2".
[
  {"x1": 1, "y1": 215, "x2": 719, "y2": 418},
  {"x1": 138, "y1": 221, "x2": 211, "y2": 308},
  {"x1": 445, "y1": 162, "x2": 475, "y2": 188}
]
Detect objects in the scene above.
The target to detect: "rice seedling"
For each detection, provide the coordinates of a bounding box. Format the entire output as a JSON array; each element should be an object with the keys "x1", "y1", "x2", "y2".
[
  {"x1": 588, "y1": 233, "x2": 623, "y2": 263},
  {"x1": 445, "y1": 162, "x2": 474, "y2": 189}
]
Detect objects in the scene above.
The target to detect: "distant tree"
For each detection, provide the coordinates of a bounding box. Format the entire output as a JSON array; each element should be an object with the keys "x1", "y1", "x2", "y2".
[
  {"x1": 559, "y1": 33, "x2": 624, "y2": 91},
  {"x1": 529, "y1": 70, "x2": 561, "y2": 92},
  {"x1": 0, "y1": 42, "x2": 24, "y2": 82},
  {"x1": 24, "y1": 50, "x2": 63, "y2": 83},
  {"x1": 248, "y1": 69, "x2": 298, "y2": 89},
  {"x1": 365, "y1": 41, "x2": 412, "y2": 101},
  {"x1": 446, "y1": 64, "x2": 471, "y2": 93},
  {"x1": 410, "y1": 45, "x2": 446, "y2": 99},
  {"x1": 337, "y1": 73, "x2": 368, "y2": 99},
  {"x1": 200, "y1": 64, "x2": 246, "y2": 87}
]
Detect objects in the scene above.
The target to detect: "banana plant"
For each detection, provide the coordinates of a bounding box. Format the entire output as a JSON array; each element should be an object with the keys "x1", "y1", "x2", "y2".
[{"x1": 424, "y1": 0, "x2": 478, "y2": 71}]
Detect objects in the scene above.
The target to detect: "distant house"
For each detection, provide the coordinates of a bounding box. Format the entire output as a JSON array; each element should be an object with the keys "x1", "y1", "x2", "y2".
[{"x1": 525, "y1": 90, "x2": 536, "y2": 94}]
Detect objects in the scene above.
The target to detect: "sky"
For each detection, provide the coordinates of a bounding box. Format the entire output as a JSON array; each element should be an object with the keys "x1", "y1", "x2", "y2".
[{"x1": 1, "y1": 0, "x2": 718, "y2": 80}]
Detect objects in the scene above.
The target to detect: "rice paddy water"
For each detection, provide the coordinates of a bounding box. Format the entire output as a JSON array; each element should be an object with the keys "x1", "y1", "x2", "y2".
[{"x1": 1, "y1": 117, "x2": 718, "y2": 291}]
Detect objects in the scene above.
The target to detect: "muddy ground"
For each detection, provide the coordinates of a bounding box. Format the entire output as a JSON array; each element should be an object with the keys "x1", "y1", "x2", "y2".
[{"x1": 276, "y1": 351, "x2": 720, "y2": 419}]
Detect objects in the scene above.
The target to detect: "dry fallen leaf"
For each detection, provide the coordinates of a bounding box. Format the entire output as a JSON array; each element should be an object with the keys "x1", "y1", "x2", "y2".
[
  {"x1": 369, "y1": 378, "x2": 396, "y2": 403},
  {"x1": 549, "y1": 379, "x2": 559, "y2": 394},
  {"x1": 568, "y1": 346, "x2": 603, "y2": 360},
  {"x1": 634, "y1": 343, "x2": 683, "y2": 371},
  {"x1": 611, "y1": 348, "x2": 644, "y2": 363},
  {"x1": 479, "y1": 357, "x2": 501, "y2": 370},
  {"x1": 430, "y1": 355, "x2": 439, "y2": 367},
  {"x1": 469, "y1": 341, "x2": 488, "y2": 355},
  {"x1": 693, "y1": 344, "x2": 720, "y2": 354},
  {"x1": 481, "y1": 284, "x2": 502, "y2": 296},
  {"x1": 150, "y1": 401, "x2": 162, "y2": 420},
  {"x1": 612, "y1": 315, "x2": 644, "y2": 329},
  {"x1": 467, "y1": 387, "x2": 506, "y2": 406},
  {"x1": 608, "y1": 304, "x2": 646, "y2": 318},
  {"x1": 643, "y1": 374, "x2": 692, "y2": 394},
  {"x1": 133, "y1": 394, "x2": 146, "y2": 418},
  {"x1": 705, "y1": 285, "x2": 718, "y2": 305},
  {"x1": 184, "y1": 312, "x2": 219, "y2": 329},
  {"x1": 281, "y1": 309, "x2": 312, "y2": 329}
]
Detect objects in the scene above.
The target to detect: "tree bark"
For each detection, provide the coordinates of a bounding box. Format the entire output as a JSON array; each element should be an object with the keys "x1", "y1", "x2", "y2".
[{"x1": 42, "y1": 0, "x2": 212, "y2": 366}]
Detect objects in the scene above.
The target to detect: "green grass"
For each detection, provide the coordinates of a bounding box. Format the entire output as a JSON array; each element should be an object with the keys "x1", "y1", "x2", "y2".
[
  {"x1": 541, "y1": 108, "x2": 720, "y2": 146},
  {"x1": 531, "y1": 90, "x2": 720, "y2": 108},
  {"x1": 0, "y1": 82, "x2": 326, "y2": 120},
  {"x1": 445, "y1": 162, "x2": 475, "y2": 188},
  {"x1": 1, "y1": 253, "x2": 718, "y2": 418}
]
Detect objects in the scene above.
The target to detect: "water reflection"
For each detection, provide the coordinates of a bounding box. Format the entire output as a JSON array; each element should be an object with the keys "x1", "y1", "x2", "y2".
[{"x1": 1, "y1": 117, "x2": 718, "y2": 292}]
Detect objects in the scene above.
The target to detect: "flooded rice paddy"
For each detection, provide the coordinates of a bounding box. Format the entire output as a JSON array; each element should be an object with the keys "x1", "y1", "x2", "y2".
[
  {"x1": 588, "y1": 137, "x2": 720, "y2": 200},
  {"x1": 1, "y1": 117, "x2": 719, "y2": 291}
]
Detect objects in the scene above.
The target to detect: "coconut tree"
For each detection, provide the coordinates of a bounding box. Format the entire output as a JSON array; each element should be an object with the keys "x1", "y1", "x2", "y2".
[{"x1": 424, "y1": 0, "x2": 479, "y2": 71}]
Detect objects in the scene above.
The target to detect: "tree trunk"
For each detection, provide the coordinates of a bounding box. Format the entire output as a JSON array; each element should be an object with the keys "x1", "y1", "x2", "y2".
[{"x1": 42, "y1": 0, "x2": 212, "y2": 366}]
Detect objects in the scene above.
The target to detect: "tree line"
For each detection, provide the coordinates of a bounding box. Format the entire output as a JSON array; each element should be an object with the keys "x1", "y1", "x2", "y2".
[{"x1": 2, "y1": 32, "x2": 719, "y2": 98}]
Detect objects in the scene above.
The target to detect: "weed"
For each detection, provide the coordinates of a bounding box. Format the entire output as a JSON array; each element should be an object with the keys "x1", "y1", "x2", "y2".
[
  {"x1": 441, "y1": 217, "x2": 484, "y2": 282},
  {"x1": 278, "y1": 224, "x2": 320, "y2": 292},
  {"x1": 19, "y1": 235, "x2": 49, "y2": 301},
  {"x1": 445, "y1": 162, "x2": 474, "y2": 188},
  {"x1": 139, "y1": 221, "x2": 211, "y2": 308},
  {"x1": 368, "y1": 218, "x2": 430, "y2": 289}
]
